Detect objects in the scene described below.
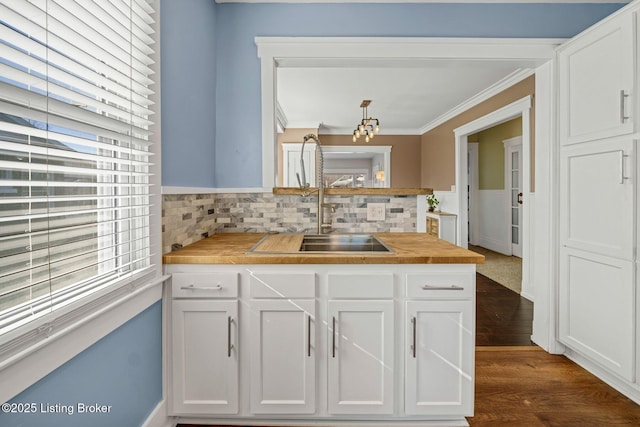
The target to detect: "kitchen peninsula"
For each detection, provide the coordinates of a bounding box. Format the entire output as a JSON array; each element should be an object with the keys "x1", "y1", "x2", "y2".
[{"x1": 164, "y1": 232, "x2": 483, "y2": 426}]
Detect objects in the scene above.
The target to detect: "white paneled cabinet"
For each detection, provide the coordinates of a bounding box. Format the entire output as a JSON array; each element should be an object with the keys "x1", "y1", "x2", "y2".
[
  {"x1": 558, "y1": 3, "x2": 640, "y2": 404},
  {"x1": 165, "y1": 264, "x2": 476, "y2": 424},
  {"x1": 250, "y1": 299, "x2": 316, "y2": 414},
  {"x1": 560, "y1": 138, "x2": 635, "y2": 260},
  {"x1": 559, "y1": 247, "x2": 635, "y2": 381},
  {"x1": 171, "y1": 299, "x2": 238, "y2": 415},
  {"x1": 405, "y1": 300, "x2": 473, "y2": 416},
  {"x1": 559, "y1": 12, "x2": 635, "y2": 144},
  {"x1": 327, "y1": 300, "x2": 394, "y2": 415}
]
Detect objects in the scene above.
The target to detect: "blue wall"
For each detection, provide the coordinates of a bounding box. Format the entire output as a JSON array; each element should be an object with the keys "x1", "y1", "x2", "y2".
[
  {"x1": 161, "y1": 0, "x2": 218, "y2": 187},
  {"x1": 160, "y1": 2, "x2": 626, "y2": 188},
  {"x1": 0, "y1": 301, "x2": 163, "y2": 427}
]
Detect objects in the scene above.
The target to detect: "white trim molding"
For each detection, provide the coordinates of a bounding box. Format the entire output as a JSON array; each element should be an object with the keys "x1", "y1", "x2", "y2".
[
  {"x1": 222, "y1": 0, "x2": 630, "y2": 3},
  {"x1": 256, "y1": 37, "x2": 565, "y2": 189},
  {"x1": 161, "y1": 187, "x2": 272, "y2": 194}
]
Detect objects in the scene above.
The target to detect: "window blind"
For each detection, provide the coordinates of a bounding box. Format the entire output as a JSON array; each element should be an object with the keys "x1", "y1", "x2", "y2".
[{"x1": 0, "y1": 0, "x2": 156, "y2": 336}]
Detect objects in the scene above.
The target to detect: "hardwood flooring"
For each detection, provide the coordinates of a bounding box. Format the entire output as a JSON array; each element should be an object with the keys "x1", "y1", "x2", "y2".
[
  {"x1": 178, "y1": 274, "x2": 640, "y2": 426},
  {"x1": 471, "y1": 346, "x2": 640, "y2": 426},
  {"x1": 476, "y1": 273, "x2": 534, "y2": 346}
]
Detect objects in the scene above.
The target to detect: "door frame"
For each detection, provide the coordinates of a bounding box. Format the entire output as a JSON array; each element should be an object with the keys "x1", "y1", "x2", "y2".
[{"x1": 467, "y1": 142, "x2": 479, "y2": 246}]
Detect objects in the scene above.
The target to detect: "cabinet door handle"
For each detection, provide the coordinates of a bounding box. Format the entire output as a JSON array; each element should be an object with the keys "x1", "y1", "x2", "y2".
[
  {"x1": 619, "y1": 150, "x2": 631, "y2": 184},
  {"x1": 180, "y1": 283, "x2": 223, "y2": 291},
  {"x1": 307, "y1": 314, "x2": 312, "y2": 357},
  {"x1": 227, "y1": 316, "x2": 234, "y2": 358},
  {"x1": 332, "y1": 316, "x2": 336, "y2": 358},
  {"x1": 620, "y1": 90, "x2": 630, "y2": 124},
  {"x1": 421, "y1": 284, "x2": 465, "y2": 291},
  {"x1": 411, "y1": 316, "x2": 417, "y2": 359}
]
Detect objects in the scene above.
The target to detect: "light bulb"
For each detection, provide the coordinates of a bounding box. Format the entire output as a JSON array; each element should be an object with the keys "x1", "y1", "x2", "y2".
[
  {"x1": 359, "y1": 124, "x2": 364, "y2": 132},
  {"x1": 352, "y1": 135, "x2": 356, "y2": 142},
  {"x1": 355, "y1": 130, "x2": 360, "y2": 137},
  {"x1": 370, "y1": 132, "x2": 375, "y2": 139},
  {"x1": 365, "y1": 135, "x2": 370, "y2": 143},
  {"x1": 375, "y1": 125, "x2": 380, "y2": 133}
]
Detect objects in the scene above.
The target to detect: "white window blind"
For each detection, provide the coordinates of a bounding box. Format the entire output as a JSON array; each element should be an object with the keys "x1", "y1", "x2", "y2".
[{"x1": 0, "y1": 0, "x2": 156, "y2": 337}]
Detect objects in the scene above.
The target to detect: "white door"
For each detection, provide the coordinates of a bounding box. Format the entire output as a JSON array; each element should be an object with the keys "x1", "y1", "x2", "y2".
[
  {"x1": 282, "y1": 143, "x2": 316, "y2": 187},
  {"x1": 405, "y1": 300, "x2": 473, "y2": 416},
  {"x1": 504, "y1": 138, "x2": 523, "y2": 258},
  {"x1": 250, "y1": 299, "x2": 316, "y2": 414},
  {"x1": 559, "y1": 247, "x2": 635, "y2": 381},
  {"x1": 327, "y1": 300, "x2": 394, "y2": 415},
  {"x1": 559, "y1": 13, "x2": 634, "y2": 144},
  {"x1": 560, "y1": 138, "x2": 634, "y2": 260},
  {"x1": 171, "y1": 300, "x2": 238, "y2": 415}
]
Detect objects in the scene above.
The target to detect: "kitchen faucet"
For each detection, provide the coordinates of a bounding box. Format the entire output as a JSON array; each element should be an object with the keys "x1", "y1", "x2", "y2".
[{"x1": 296, "y1": 133, "x2": 335, "y2": 234}]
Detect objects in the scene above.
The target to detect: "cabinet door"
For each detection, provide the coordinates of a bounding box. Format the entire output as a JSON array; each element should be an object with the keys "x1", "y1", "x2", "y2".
[
  {"x1": 327, "y1": 300, "x2": 394, "y2": 414},
  {"x1": 250, "y1": 299, "x2": 316, "y2": 414},
  {"x1": 559, "y1": 13, "x2": 635, "y2": 144},
  {"x1": 560, "y1": 138, "x2": 634, "y2": 260},
  {"x1": 171, "y1": 300, "x2": 238, "y2": 415},
  {"x1": 559, "y1": 247, "x2": 635, "y2": 381},
  {"x1": 405, "y1": 300, "x2": 473, "y2": 416}
]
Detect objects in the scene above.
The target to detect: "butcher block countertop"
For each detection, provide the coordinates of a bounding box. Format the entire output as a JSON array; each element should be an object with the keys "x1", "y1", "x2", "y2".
[{"x1": 163, "y1": 232, "x2": 484, "y2": 265}]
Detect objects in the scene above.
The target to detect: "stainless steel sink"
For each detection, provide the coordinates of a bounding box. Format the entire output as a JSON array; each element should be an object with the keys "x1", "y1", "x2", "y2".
[{"x1": 299, "y1": 234, "x2": 394, "y2": 253}]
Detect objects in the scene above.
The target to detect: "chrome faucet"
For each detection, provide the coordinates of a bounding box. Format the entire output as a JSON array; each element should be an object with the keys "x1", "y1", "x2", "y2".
[{"x1": 296, "y1": 133, "x2": 334, "y2": 233}]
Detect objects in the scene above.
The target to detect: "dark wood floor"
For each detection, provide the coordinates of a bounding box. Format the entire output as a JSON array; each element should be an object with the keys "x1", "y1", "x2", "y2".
[
  {"x1": 476, "y1": 272, "x2": 534, "y2": 346},
  {"x1": 179, "y1": 274, "x2": 640, "y2": 426}
]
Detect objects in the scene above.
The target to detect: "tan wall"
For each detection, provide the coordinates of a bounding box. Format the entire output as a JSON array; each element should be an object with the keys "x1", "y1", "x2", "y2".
[
  {"x1": 318, "y1": 134, "x2": 422, "y2": 188},
  {"x1": 420, "y1": 75, "x2": 535, "y2": 192},
  {"x1": 277, "y1": 127, "x2": 318, "y2": 186},
  {"x1": 471, "y1": 117, "x2": 522, "y2": 190}
]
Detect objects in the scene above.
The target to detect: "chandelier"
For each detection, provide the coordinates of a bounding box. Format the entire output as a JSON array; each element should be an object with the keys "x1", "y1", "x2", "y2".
[{"x1": 352, "y1": 100, "x2": 380, "y2": 142}]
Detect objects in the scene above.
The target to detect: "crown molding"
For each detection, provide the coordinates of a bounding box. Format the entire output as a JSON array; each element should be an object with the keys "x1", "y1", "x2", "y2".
[{"x1": 419, "y1": 68, "x2": 535, "y2": 134}]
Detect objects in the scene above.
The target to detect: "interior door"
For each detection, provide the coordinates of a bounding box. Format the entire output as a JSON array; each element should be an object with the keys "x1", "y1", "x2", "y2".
[{"x1": 505, "y1": 139, "x2": 523, "y2": 258}]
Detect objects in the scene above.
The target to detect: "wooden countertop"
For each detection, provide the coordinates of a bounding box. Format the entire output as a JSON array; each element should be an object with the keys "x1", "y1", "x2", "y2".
[
  {"x1": 273, "y1": 187, "x2": 433, "y2": 196},
  {"x1": 163, "y1": 232, "x2": 484, "y2": 265}
]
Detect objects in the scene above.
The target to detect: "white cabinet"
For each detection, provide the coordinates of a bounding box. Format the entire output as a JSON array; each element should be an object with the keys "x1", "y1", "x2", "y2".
[
  {"x1": 557, "y1": 4, "x2": 640, "y2": 402},
  {"x1": 164, "y1": 264, "x2": 476, "y2": 424},
  {"x1": 426, "y1": 212, "x2": 457, "y2": 244},
  {"x1": 559, "y1": 13, "x2": 635, "y2": 145},
  {"x1": 327, "y1": 300, "x2": 394, "y2": 415},
  {"x1": 248, "y1": 271, "x2": 316, "y2": 414},
  {"x1": 405, "y1": 271, "x2": 474, "y2": 416},
  {"x1": 405, "y1": 301, "x2": 473, "y2": 416},
  {"x1": 171, "y1": 299, "x2": 238, "y2": 415},
  {"x1": 559, "y1": 247, "x2": 635, "y2": 381},
  {"x1": 169, "y1": 271, "x2": 240, "y2": 415},
  {"x1": 559, "y1": 138, "x2": 635, "y2": 260}
]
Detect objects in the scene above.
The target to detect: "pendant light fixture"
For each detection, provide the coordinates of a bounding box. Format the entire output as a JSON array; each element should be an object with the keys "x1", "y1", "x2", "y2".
[{"x1": 353, "y1": 100, "x2": 380, "y2": 142}]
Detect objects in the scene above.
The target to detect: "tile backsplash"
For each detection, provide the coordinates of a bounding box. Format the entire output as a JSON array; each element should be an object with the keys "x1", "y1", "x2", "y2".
[{"x1": 162, "y1": 192, "x2": 418, "y2": 254}]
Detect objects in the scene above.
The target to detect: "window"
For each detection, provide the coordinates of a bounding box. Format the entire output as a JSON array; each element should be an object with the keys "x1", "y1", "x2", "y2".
[{"x1": 0, "y1": 1, "x2": 156, "y2": 337}]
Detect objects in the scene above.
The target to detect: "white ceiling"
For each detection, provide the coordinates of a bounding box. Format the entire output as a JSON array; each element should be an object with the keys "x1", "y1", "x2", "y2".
[{"x1": 277, "y1": 59, "x2": 532, "y2": 135}]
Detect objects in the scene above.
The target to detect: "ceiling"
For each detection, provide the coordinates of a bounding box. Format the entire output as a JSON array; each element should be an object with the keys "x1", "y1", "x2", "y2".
[{"x1": 277, "y1": 59, "x2": 532, "y2": 136}]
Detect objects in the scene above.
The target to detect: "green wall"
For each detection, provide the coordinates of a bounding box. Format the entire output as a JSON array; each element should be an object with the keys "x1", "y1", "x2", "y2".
[{"x1": 469, "y1": 117, "x2": 522, "y2": 190}]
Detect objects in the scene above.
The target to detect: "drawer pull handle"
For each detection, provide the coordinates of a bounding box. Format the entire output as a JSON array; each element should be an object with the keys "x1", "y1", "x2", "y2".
[
  {"x1": 421, "y1": 284, "x2": 464, "y2": 291},
  {"x1": 180, "y1": 283, "x2": 223, "y2": 291}
]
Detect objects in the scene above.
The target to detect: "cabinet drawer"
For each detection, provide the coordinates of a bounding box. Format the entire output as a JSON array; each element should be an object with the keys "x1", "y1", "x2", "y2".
[
  {"x1": 171, "y1": 272, "x2": 238, "y2": 298},
  {"x1": 328, "y1": 272, "x2": 394, "y2": 299},
  {"x1": 249, "y1": 271, "x2": 316, "y2": 298},
  {"x1": 406, "y1": 272, "x2": 473, "y2": 299}
]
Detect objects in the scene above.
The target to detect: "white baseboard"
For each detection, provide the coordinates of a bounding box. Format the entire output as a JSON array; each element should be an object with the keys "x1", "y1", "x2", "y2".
[
  {"x1": 477, "y1": 235, "x2": 510, "y2": 255},
  {"x1": 142, "y1": 400, "x2": 175, "y2": 427}
]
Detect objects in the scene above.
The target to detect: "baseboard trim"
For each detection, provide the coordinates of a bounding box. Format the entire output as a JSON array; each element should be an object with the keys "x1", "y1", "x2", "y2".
[{"x1": 142, "y1": 400, "x2": 176, "y2": 427}]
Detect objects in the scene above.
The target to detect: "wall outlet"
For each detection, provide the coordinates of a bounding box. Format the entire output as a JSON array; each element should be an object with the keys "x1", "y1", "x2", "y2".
[{"x1": 367, "y1": 203, "x2": 386, "y2": 221}]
